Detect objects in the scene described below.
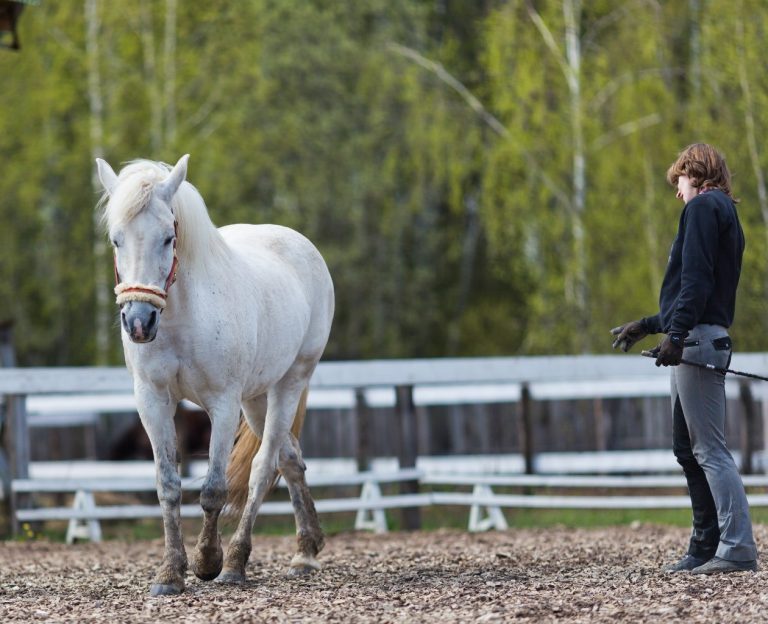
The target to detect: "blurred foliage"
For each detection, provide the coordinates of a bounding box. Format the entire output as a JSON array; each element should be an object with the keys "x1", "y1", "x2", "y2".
[{"x1": 1, "y1": 0, "x2": 767, "y2": 365}]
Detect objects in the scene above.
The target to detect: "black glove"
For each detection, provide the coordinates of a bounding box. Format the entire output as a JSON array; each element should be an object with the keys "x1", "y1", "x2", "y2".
[
  {"x1": 653, "y1": 333, "x2": 684, "y2": 367},
  {"x1": 610, "y1": 319, "x2": 649, "y2": 352}
]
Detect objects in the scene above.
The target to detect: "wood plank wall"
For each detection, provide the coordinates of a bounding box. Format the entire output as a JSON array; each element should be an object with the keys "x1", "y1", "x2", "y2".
[{"x1": 27, "y1": 394, "x2": 756, "y2": 467}]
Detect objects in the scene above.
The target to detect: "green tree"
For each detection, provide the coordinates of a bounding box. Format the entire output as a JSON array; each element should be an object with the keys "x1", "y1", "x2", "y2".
[{"x1": 2, "y1": 0, "x2": 768, "y2": 365}]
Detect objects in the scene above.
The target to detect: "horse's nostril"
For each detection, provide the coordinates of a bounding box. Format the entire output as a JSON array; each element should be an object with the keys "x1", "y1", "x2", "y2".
[
  {"x1": 147, "y1": 310, "x2": 157, "y2": 330},
  {"x1": 121, "y1": 311, "x2": 129, "y2": 331}
]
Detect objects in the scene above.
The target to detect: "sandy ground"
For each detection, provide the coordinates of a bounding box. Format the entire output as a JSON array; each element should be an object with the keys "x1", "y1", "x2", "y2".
[{"x1": 1, "y1": 525, "x2": 767, "y2": 623}]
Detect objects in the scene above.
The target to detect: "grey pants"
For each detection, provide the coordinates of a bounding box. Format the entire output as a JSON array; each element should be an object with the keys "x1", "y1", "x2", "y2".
[{"x1": 670, "y1": 324, "x2": 758, "y2": 561}]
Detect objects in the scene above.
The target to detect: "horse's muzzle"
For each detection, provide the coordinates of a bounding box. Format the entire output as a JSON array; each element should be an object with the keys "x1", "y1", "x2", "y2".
[{"x1": 121, "y1": 301, "x2": 160, "y2": 343}]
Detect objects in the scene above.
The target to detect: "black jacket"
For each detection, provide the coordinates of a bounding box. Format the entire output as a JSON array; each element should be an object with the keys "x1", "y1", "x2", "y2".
[{"x1": 644, "y1": 189, "x2": 744, "y2": 336}]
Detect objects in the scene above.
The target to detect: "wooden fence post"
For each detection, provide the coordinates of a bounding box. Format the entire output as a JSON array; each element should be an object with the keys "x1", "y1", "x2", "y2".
[
  {"x1": 0, "y1": 322, "x2": 28, "y2": 536},
  {"x1": 0, "y1": 322, "x2": 12, "y2": 518},
  {"x1": 519, "y1": 383, "x2": 535, "y2": 474},
  {"x1": 395, "y1": 384, "x2": 420, "y2": 530},
  {"x1": 4, "y1": 397, "x2": 29, "y2": 481},
  {"x1": 739, "y1": 380, "x2": 756, "y2": 475},
  {"x1": 354, "y1": 388, "x2": 371, "y2": 472},
  {"x1": 594, "y1": 397, "x2": 608, "y2": 452}
]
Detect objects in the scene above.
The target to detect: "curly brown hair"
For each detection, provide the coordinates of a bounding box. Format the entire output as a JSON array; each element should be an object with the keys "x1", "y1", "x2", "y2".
[{"x1": 666, "y1": 143, "x2": 737, "y2": 202}]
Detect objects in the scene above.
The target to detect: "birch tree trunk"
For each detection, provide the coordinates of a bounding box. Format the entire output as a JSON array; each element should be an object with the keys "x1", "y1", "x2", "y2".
[
  {"x1": 642, "y1": 153, "x2": 662, "y2": 293},
  {"x1": 527, "y1": 0, "x2": 588, "y2": 350},
  {"x1": 140, "y1": 0, "x2": 162, "y2": 153},
  {"x1": 563, "y1": 0, "x2": 588, "y2": 349},
  {"x1": 735, "y1": 6, "x2": 768, "y2": 339},
  {"x1": 735, "y1": 11, "x2": 768, "y2": 235},
  {"x1": 85, "y1": 0, "x2": 110, "y2": 364},
  {"x1": 163, "y1": 0, "x2": 177, "y2": 147},
  {"x1": 688, "y1": 0, "x2": 702, "y2": 108}
]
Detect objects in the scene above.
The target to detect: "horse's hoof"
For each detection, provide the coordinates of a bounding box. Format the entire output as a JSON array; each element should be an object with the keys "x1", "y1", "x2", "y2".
[
  {"x1": 214, "y1": 570, "x2": 246, "y2": 585},
  {"x1": 193, "y1": 569, "x2": 220, "y2": 582},
  {"x1": 287, "y1": 564, "x2": 319, "y2": 577},
  {"x1": 191, "y1": 555, "x2": 223, "y2": 581},
  {"x1": 288, "y1": 554, "x2": 320, "y2": 577},
  {"x1": 149, "y1": 582, "x2": 183, "y2": 596},
  {"x1": 192, "y1": 536, "x2": 224, "y2": 581}
]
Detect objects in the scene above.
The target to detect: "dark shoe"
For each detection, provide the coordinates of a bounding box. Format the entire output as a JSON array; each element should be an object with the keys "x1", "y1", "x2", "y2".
[
  {"x1": 663, "y1": 554, "x2": 709, "y2": 573},
  {"x1": 691, "y1": 556, "x2": 758, "y2": 575}
]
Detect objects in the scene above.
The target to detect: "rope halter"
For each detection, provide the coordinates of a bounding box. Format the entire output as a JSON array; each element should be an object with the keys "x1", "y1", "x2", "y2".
[{"x1": 113, "y1": 221, "x2": 179, "y2": 310}]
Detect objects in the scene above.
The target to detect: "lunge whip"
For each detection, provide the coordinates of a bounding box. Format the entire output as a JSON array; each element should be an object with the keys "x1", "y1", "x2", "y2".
[{"x1": 640, "y1": 350, "x2": 768, "y2": 382}]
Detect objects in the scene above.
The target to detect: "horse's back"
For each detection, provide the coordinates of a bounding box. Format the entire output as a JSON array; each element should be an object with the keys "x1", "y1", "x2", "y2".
[
  {"x1": 219, "y1": 224, "x2": 331, "y2": 290},
  {"x1": 218, "y1": 223, "x2": 334, "y2": 356}
]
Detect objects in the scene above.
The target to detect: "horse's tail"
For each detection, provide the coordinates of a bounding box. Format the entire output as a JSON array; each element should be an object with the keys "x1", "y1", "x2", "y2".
[{"x1": 225, "y1": 386, "x2": 309, "y2": 519}]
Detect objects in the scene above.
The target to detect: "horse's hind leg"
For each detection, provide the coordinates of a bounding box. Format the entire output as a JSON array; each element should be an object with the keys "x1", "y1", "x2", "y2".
[
  {"x1": 279, "y1": 433, "x2": 324, "y2": 575},
  {"x1": 191, "y1": 396, "x2": 242, "y2": 581}
]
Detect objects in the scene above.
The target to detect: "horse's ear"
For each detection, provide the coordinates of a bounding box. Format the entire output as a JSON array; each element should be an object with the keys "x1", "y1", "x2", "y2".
[
  {"x1": 95, "y1": 158, "x2": 119, "y2": 195},
  {"x1": 156, "y1": 154, "x2": 190, "y2": 204}
]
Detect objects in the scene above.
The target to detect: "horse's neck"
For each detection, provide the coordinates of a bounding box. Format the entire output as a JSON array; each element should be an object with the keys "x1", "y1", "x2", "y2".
[{"x1": 164, "y1": 246, "x2": 236, "y2": 320}]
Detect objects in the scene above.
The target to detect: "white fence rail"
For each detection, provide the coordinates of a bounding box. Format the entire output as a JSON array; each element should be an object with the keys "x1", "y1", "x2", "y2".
[
  {"x1": 11, "y1": 467, "x2": 427, "y2": 542},
  {"x1": 9, "y1": 464, "x2": 768, "y2": 541},
  {"x1": 3, "y1": 355, "x2": 768, "y2": 538}
]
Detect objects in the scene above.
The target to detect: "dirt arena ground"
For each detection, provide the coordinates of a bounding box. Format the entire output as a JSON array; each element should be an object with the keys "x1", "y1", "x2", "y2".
[{"x1": 1, "y1": 525, "x2": 767, "y2": 623}]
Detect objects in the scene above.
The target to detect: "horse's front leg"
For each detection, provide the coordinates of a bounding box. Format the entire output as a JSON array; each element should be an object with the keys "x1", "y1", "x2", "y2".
[
  {"x1": 191, "y1": 397, "x2": 240, "y2": 581},
  {"x1": 136, "y1": 387, "x2": 187, "y2": 596}
]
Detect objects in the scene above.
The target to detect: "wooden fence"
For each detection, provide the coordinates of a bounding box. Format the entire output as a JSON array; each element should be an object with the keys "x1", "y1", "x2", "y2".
[
  {"x1": 9, "y1": 465, "x2": 768, "y2": 541},
  {"x1": 2, "y1": 354, "x2": 768, "y2": 534}
]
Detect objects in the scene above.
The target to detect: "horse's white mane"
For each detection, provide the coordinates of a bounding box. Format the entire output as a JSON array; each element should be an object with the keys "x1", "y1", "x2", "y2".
[{"x1": 100, "y1": 159, "x2": 229, "y2": 273}]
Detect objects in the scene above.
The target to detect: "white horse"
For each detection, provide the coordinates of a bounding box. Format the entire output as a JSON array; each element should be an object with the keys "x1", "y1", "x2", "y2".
[{"x1": 96, "y1": 155, "x2": 334, "y2": 596}]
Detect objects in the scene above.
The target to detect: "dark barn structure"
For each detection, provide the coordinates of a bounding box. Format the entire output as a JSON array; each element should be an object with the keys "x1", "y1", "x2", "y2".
[{"x1": 27, "y1": 391, "x2": 764, "y2": 475}]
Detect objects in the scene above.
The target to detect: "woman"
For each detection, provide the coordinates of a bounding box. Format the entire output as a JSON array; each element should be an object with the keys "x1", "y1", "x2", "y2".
[{"x1": 611, "y1": 143, "x2": 758, "y2": 574}]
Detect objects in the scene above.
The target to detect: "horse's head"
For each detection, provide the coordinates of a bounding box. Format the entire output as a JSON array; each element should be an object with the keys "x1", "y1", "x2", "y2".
[{"x1": 96, "y1": 155, "x2": 189, "y2": 343}]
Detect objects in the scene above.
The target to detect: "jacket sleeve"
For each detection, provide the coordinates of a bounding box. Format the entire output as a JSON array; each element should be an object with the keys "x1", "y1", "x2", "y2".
[
  {"x1": 641, "y1": 314, "x2": 663, "y2": 334},
  {"x1": 669, "y1": 196, "x2": 719, "y2": 335}
]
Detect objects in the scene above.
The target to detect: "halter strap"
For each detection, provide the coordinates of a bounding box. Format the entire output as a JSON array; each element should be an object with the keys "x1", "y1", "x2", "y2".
[{"x1": 113, "y1": 221, "x2": 179, "y2": 309}]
